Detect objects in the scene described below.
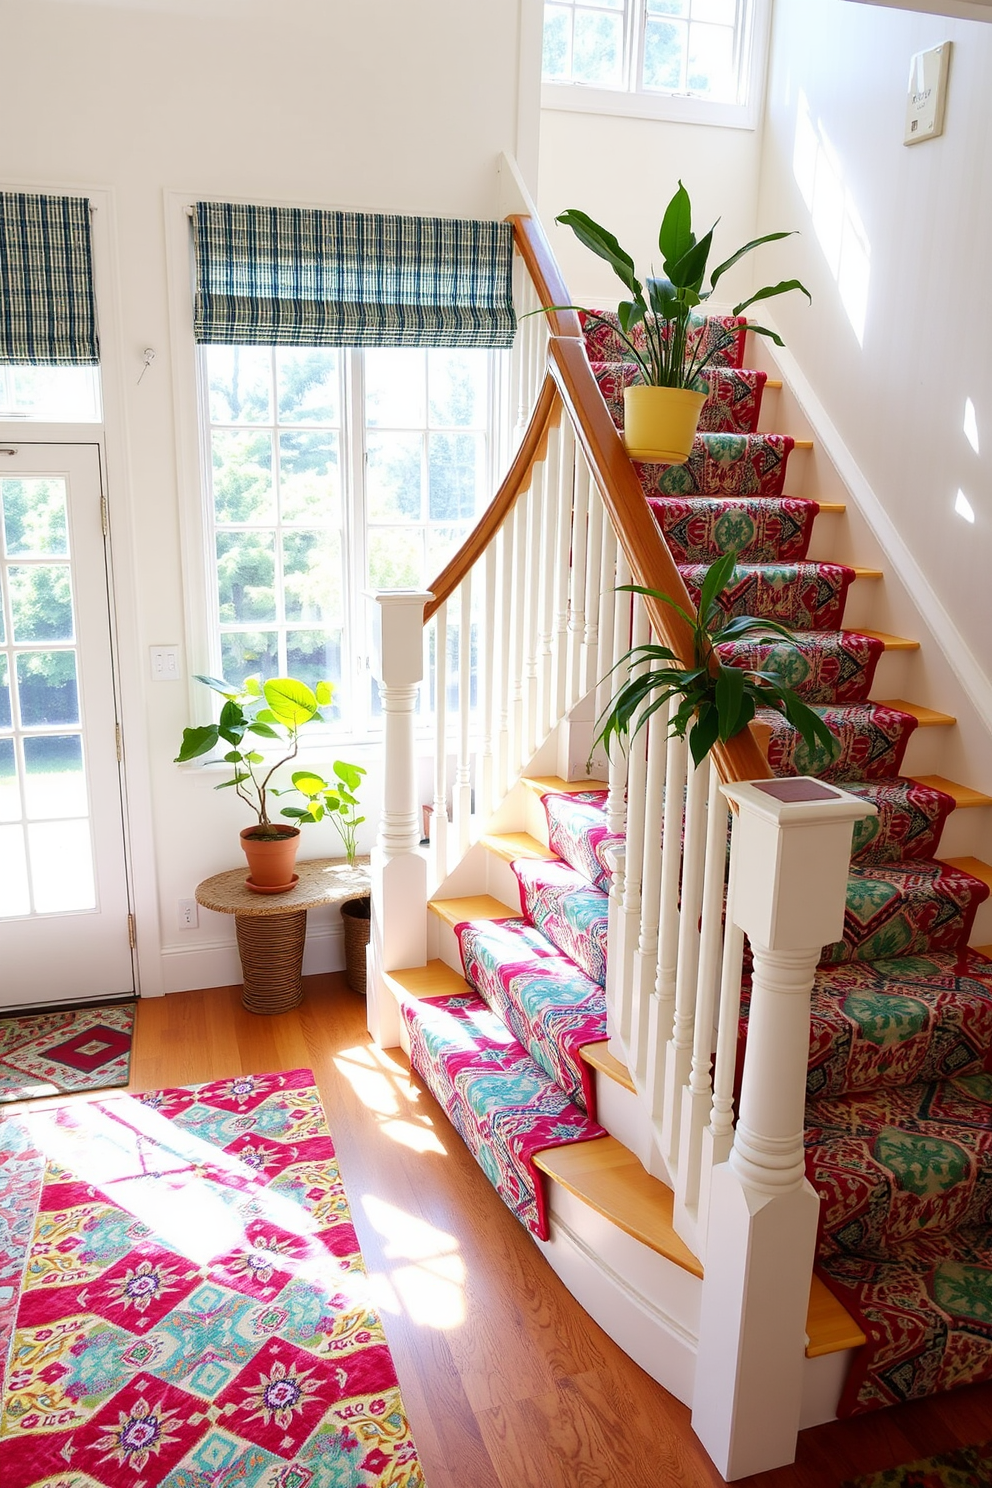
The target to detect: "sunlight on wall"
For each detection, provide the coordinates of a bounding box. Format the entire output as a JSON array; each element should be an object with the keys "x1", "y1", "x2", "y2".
[
  {"x1": 964, "y1": 397, "x2": 980, "y2": 455},
  {"x1": 793, "y1": 91, "x2": 871, "y2": 345},
  {"x1": 361, "y1": 1194, "x2": 467, "y2": 1329},
  {"x1": 955, "y1": 489, "x2": 976, "y2": 524}
]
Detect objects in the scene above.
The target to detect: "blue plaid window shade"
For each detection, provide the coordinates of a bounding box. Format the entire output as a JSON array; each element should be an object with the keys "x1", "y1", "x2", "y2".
[
  {"x1": 192, "y1": 202, "x2": 516, "y2": 349},
  {"x1": 0, "y1": 193, "x2": 99, "y2": 365}
]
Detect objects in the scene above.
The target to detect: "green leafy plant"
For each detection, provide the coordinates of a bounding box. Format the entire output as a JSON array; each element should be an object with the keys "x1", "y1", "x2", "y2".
[
  {"x1": 597, "y1": 551, "x2": 840, "y2": 770},
  {"x1": 277, "y1": 760, "x2": 367, "y2": 866},
  {"x1": 175, "y1": 674, "x2": 332, "y2": 837},
  {"x1": 545, "y1": 180, "x2": 810, "y2": 388}
]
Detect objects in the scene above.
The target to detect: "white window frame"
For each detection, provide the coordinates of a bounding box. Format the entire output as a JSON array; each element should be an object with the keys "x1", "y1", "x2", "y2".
[
  {"x1": 195, "y1": 343, "x2": 504, "y2": 746},
  {"x1": 541, "y1": 0, "x2": 771, "y2": 130}
]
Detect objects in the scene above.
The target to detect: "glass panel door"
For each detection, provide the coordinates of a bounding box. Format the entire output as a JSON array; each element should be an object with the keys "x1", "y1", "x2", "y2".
[{"x1": 0, "y1": 444, "x2": 132, "y2": 1007}]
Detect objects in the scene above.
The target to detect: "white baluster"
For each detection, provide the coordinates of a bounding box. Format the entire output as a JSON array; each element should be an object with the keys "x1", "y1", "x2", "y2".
[
  {"x1": 580, "y1": 483, "x2": 604, "y2": 699},
  {"x1": 615, "y1": 595, "x2": 650, "y2": 1052},
  {"x1": 593, "y1": 512, "x2": 618, "y2": 757},
  {"x1": 431, "y1": 602, "x2": 449, "y2": 883},
  {"x1": 566, "y1": 453, "x2": 589, "y2": 710},
  {"x1": 367, "y1": 591, "x2": 433, "y2": 1049},
  {"x1": 628, "y1": 688, "x2": 667, "y2": 1087},
  {"x1": 480, "y1": 541, "x2": 497, "y2": 819},
  {"x1": 523, "y1": 461, "x2": 544, "y2": 758},
  {"x1": 675, "y1": 759, "x2": 730, "y2": 1247},
  {"x1": 496, "y1": 518, "x2": 513, "y2": 800},
  {"x1": 645, "y1": 713, "x2": 687, "y2": 1148},
  {"x1": 453, "y1": 579, "x2": 473, "y2": 857},
  {"x1": 510, "y1": 493, "x2": 528, "y2": 779},
  {"x1": 551, "y1": 420, "x2": 574, "y2": 731},
  {"x1": 537, "y1": 425, "x2": 559, "y2": 742},
  {"x1": 603, "y1": 551, "x2": 631, "y2": 1050},
  {"x1": 696, "y1": 843, "x2": 745, "y2": 1254},
  {"x1": 661, "y1": 751, "x2": 707, "y2": 1172}
]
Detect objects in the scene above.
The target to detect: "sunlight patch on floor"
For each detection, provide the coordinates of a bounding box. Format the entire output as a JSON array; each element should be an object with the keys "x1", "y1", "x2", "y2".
[
  {"x1": 361, "y1": 1193, "x2": 466, "y2": 1329},
  {"x1": 334, "y1": 1042, "x2": 447, "y2": 1155}
]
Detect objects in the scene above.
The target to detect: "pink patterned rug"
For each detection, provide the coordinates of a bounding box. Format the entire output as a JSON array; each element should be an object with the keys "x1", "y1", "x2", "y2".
[
  {"x1": 0, "y1": 1067, "x2": 425, "y2": 1486},
  {"x1": 0, "y1": 1004, "x2": 134, "y2": 1103}
]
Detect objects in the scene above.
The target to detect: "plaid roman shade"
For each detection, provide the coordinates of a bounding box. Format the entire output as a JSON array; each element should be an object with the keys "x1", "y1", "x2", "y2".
[
  {"x1": 192, "y1": 201, "x2": 516, "y2": 349},
  {"x1": 0, "y1": 193, "x2": 98, "y2": 364}
]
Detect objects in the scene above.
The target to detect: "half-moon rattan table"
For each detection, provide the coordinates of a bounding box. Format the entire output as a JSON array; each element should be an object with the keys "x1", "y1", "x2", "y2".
[{"x1": 195, "y1": 857, "x2": 371, "y2": 1015}]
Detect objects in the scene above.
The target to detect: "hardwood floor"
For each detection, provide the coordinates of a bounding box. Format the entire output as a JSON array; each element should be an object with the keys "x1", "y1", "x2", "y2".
[{"x1": 118, "y1": 976, "x2": 992, "y2": 1487}]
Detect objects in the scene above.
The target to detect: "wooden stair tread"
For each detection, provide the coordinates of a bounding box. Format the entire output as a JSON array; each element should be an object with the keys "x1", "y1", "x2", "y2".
[
  {"x1": 428, "y1": 894, "x2": 520, "y2": 928},
  {"x1": 939, "y1": 856, "x2": 992, "y2": 891},
  {"x1": 480, "y1": 831, "x2": 555, "y2": 862},
  {"x1": 794, "y1": 438, "x2": 813, "y2": 450},
  {"x1": 852, "y1": 566, "x2": 883, "y2": 579},
  {"x1": 856, "y1": 629, "x2": 920, "y2": 651},
  {"x1": 521, "y1": 774, "x2": 608, "y2": 795},
  {"x1": 388, "y1": 960, "x2": 469, "y2": 1000},
  {"x1": 974, "y1": 945, "x2": 992, "y2": 960},
  {"x1": 765, "y1": 378, "x2": 783, "y2": 389},
  {"x1": 535, "y1": 1137, "x2": 863, "y2": 1357},
  {"x1": 877, "y1": 699, "x2": 957, "y2": 726},
  {"x1": 579, "y1": 1040, "x2": 636, "y2": 1092},
  {"x1": 807, "y1": 1276, "x2": 868, "y2": 1357},
  {"x1": 815, "y1": 500, "x2": 846, "y2": 513},
  {"x1": 911, "y1": 776, "x2": 992, "y2": 809},
  {"x1": 534, "y1": 1136, "x2": 704, "y2": 1278}
]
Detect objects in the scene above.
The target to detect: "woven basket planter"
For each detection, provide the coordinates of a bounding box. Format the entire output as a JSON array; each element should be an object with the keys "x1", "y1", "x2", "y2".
[{"x1": 342, "y1": 894, "x2": 371, "y2": 995}]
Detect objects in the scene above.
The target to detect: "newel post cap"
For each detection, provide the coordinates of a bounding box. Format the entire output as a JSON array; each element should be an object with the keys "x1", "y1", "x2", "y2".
[
  {"x1": 367, "y1": 591, "x2": 433, "y2": 687},
  {"x1": 720, "y1": 777, "x2": 877, "y2": 951}
]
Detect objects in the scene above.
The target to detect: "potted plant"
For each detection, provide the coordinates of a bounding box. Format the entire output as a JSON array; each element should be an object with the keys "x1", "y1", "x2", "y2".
[
  {"x1": 551, "y1": 181, "x2": 811, "y2": 463},
  {"x1": 278, "y1": 760, "x2": 371, "y2": 993},
  {"x1": 597, "y1": 550, "x2": 839, "y2": 769},
  {"x1": 175, "y1": 674, "x2": 333, "y2": 893}
]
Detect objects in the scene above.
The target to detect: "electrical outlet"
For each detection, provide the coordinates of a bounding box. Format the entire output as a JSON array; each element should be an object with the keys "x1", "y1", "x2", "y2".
[{"x1": 178, "y1": 898, "x2": 198, "y2": 929}]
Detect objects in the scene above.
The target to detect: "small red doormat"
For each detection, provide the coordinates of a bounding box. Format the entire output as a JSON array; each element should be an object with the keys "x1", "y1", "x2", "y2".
[
  {"x1": 843, "y1": 1439, "x2": 992, "y2": 1486},
  {"x1": 0, "y1": 1067, "x2": 425, "y2": 1486},
  {"x1": 0, "y1": 1004, "x2": 134, "y2": 1104}
]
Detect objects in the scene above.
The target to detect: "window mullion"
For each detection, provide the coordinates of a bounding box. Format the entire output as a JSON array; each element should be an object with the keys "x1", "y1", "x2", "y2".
[
  {"x1": 344, "y1": 347, "x2": 369, "y2": 733},
  {"x1": 628, "y1": 0, "x2": 643, "y2": 95}
]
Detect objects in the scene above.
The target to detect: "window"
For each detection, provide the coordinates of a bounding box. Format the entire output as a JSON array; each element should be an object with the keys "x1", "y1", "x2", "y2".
[
  {"x1": 541, "y1": 0, "x2": 766, "y2": 126},
  {"x1": 0, "y1": 366, "x2": 101, "y2": 423},
  {"x1": 202, "y1": 344, "x2": 498, "y2": 736}
]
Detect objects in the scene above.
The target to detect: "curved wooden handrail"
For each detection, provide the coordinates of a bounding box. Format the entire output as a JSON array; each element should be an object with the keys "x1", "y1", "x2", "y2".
[
  {"x1": 424, "y1": 373, "x2": 560, "y2": 622},
  {"x1": 548, "y1": 336, "x2": 770, "y2": 785},
  {"x1": 509, "y1": 214, "x2": 584, "y2": 340}
]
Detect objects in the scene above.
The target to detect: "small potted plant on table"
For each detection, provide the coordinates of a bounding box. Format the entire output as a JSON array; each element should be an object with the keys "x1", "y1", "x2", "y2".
[
  {"x1": 278, "y1": 761, "x2": 370, "y2": 993},
  {"x1": 175, "y1": 674, "x2": 333, "y2": 892}
]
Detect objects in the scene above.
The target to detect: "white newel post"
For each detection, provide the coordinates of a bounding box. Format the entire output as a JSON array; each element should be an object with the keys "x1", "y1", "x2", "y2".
[
  {"x1": 366, "y1": 591, "x2": 433, "y2": 1049},
  {"x1": 692, "y1": 777, "x2": 875, "y2": 1481}
]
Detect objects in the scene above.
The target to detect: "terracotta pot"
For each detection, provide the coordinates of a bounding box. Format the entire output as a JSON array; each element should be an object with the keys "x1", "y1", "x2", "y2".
[
  {"x1": 240, "y1": 825, "x2": 301, "y2": 892},
  {"x1": 623, "y1": 385, "x2": 706, "y2": 464}
]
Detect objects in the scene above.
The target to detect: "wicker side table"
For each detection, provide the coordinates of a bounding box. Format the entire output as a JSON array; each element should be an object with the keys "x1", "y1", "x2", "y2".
[{"x1": 195, "y1": 857, "x2": 371, "y2": 1015}]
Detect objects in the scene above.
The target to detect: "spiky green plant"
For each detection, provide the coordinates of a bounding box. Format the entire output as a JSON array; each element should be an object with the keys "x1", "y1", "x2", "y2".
[{"x1": 597, "y1": 551, "x2": 840, "y2": 770}]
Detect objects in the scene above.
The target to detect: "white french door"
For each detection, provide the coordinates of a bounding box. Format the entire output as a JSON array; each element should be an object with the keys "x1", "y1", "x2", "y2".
[{"x1": 0, "y1": 443, "x2": 133, "y2": 1008}]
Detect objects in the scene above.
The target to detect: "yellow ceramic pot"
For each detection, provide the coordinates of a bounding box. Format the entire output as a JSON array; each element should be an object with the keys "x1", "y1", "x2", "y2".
[{"x1": 623, "y1": 385, "x2": 706, "y2": 465}]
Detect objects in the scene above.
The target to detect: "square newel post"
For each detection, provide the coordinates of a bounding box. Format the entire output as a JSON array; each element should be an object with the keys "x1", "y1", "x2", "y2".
[
  {"x1": 692, "y1": 777, "x2": 875, "y2": 1481},
  {"x1": 367, "y1": 591, "x2": 433, "y2": 1048}
]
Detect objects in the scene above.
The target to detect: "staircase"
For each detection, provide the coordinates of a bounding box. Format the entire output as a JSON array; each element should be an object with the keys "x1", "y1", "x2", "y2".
[{"x1": 366, "y1": 165, "x2": 992, "y2": 1480}]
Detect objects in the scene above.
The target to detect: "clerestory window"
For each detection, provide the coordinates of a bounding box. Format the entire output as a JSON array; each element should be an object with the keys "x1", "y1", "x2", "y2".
[{"x1": 541, "y1": 0, "x2": 767, "y2": 127}]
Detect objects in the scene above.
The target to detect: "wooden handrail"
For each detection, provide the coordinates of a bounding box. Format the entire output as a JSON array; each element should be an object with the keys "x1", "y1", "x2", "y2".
[
  {"x1": 509, "y1": 214, "x2": 584, "y2": 340},
  {"x1": 548, "y1": 336, "x2": 770, "y2": 785},
  {"x1": 424, "y1": 374, "x2": 560, "y2": 622}
]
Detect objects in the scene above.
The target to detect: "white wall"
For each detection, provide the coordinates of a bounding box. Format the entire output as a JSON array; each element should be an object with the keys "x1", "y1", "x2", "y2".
[
  {"x1": 537, "y1": 106, "x2": 765, "y2": 309},
  {"x1": 0, "y1": 0, "x2": 541, "y2": 994},
  {"x1": 755, "y1": 0, "x2": 992, "y2": 666}
]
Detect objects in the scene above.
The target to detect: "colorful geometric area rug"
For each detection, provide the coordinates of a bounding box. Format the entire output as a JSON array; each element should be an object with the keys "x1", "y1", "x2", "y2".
[
  {"x1": 0, "y1": 1067, "x2": 425, "y2": 1487},
  {"x1": 0, "y1": 1004, "x2": 135, "y2": 1104},
  {"x1": 843, "y1": 1438, "x2": 992, "y2": 1487}
]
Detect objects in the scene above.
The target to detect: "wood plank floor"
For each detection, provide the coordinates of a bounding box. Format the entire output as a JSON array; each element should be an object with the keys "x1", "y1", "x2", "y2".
[{"x1": 117, "y1": 977, "x2": 992, "y2": 1487}]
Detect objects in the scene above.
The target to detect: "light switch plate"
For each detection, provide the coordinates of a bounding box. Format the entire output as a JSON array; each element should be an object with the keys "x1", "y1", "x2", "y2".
[
  {"x1": 150, "y1": 645, "x2": 181, "y2": 681},
  {"x1": 904, "y1": 42, "x2": 951, "y2": 146}
]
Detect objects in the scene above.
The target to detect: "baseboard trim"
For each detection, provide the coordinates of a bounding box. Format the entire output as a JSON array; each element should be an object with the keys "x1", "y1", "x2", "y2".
[{"x1": 159, "y1": 925, "x2": 345, "y2": 994}]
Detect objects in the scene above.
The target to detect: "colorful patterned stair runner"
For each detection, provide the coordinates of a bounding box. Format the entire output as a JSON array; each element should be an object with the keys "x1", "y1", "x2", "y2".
[{"x1": 401, "y1": 311, "x2": 992, "y2": 1421}]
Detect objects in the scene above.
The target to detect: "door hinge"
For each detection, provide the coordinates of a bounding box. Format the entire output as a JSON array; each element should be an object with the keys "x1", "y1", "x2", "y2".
[
  {"x1": 115, "y1": 724, "x2": 123, "y2": 762},
  {"x1": 127, "y1": 914, "x2": 136, "y2": 949},
  {"x1": 101, "y1": 495, "x2": 109, "y2": 535}
]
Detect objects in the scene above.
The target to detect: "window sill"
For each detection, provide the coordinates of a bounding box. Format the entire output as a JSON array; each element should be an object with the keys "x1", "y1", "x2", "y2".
[{"x1": 541, "y1": 81, "x2": 758, "y2": 131}]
